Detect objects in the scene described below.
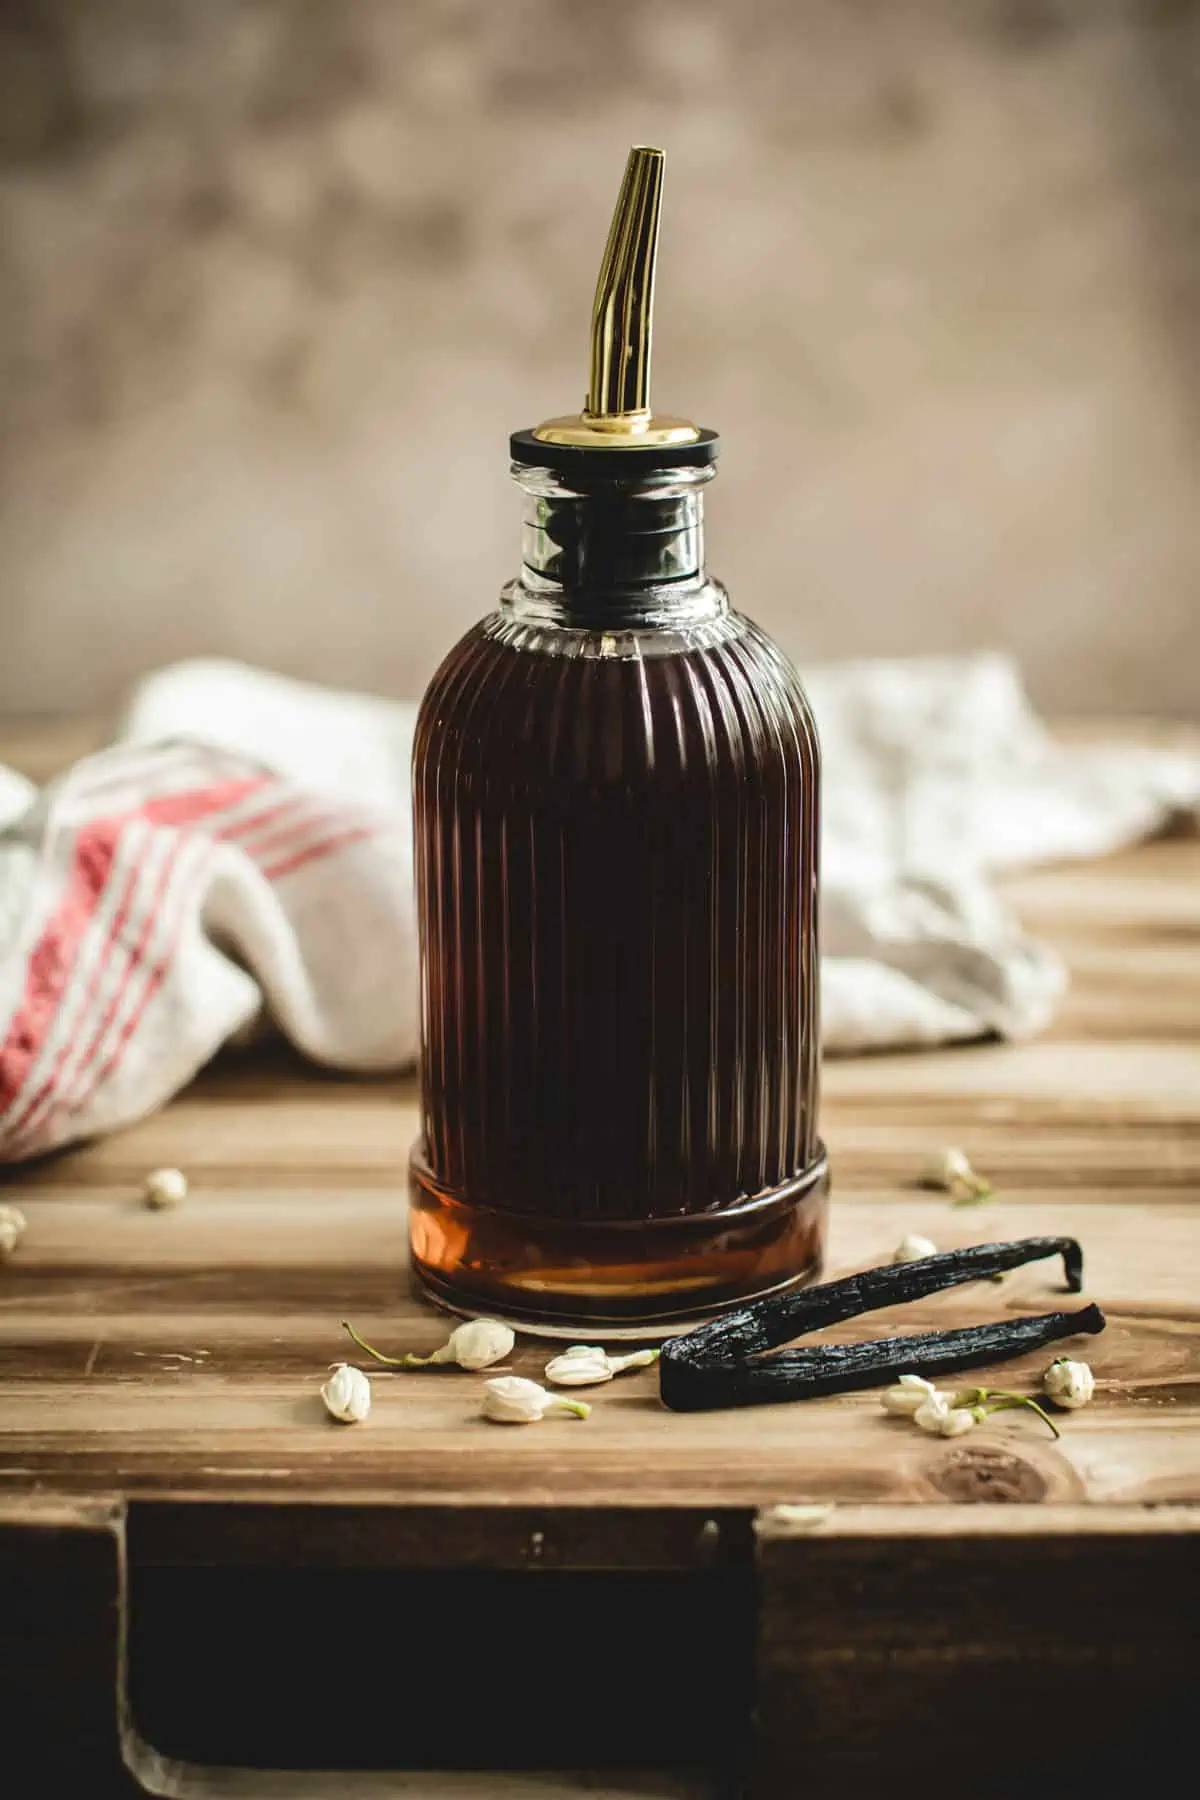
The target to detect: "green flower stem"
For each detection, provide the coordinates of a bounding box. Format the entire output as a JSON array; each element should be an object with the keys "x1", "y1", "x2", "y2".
[
  {"x1": 953, "y1": 1385, "x2": 1060, "y2": 1439},
  {"x1": 554, "y1": 1397, "x2": 591, "y2": 1420},
  {"x1": 340, "y1": 1319, "x2": 430, "y2": 1368},
  {"x1": 952, "y1": 1174, "x2": 994, "y2": 1207}
]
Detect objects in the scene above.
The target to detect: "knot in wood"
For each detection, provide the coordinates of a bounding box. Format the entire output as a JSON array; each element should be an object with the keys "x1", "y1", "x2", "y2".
[{"x1": 930, "y1": 1442, "x2": 1049, "y2": 1504}]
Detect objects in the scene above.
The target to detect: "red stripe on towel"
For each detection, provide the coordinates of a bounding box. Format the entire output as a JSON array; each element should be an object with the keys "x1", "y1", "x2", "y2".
[
  {"x1": 21, "y1": 841, "x2": 212, "y2": 1155},
  {"x1": 0, "y1": 776, "x2": 270, "y2": 1144},
  {"x1": 6, "y1": 834, "x2": 192, "y2": 1153},
  {"x1": 260, "y1": 824, "x2": 377, "y2": 883},
  {"x1": 0, "y1": 818, "x2": 124, "y2": 1121}
]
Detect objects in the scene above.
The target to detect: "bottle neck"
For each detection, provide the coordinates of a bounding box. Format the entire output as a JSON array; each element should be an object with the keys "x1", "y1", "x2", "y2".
[{"x1": 505, "y1": 462, "x2": 724, "y2": 629}]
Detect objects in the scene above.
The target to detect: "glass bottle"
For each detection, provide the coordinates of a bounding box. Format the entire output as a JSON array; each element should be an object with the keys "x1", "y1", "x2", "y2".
[{"x1": 409, "y1": 149, "x2": 827, "y2": 1332}]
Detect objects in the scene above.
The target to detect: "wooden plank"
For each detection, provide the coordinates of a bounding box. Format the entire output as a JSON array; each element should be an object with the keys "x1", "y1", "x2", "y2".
[
  {"x1": 0, "y1": 719, "x2": 1197, "y2": 1794},
  {"x1": 0, "y1": 1192, "x2": 1195, "y2": 1506},
  {"x1": 128, "y1": 1499, "x2": 752, "y2": 1570},
  {"x1": 751, "y1": 1503, "x2": 1200, "y2": 1800},
  {"x1": 1, "y1": 1499, "x2": 129, "y2": 1796},
  {"x1": 1, "y1": 1499, "x2": 722, "y2": 1798}
]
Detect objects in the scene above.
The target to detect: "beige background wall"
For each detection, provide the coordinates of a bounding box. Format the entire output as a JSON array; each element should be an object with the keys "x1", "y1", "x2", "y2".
[{"x1": 0, "y1": 0, "x2": 1197, "y2": 720}]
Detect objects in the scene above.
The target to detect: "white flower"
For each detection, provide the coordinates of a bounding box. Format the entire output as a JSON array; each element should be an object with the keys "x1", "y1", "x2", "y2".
[
  {"x1": 429, "y1": 1319, "x2": 515, "y2": 1370},
  {"x1": 481, "y1": 1376, "x2": 590, "y2": 1424},
  {"x1": 544, "y1": 1345, "x2": 659, "y2": 1387},
  {"x1": 0, "y1": 1204, "x2": 27, "y2": 1259},
  {"x1": 937, "y1": 1407, "x2": 978, "y2": 1438},
  {"x1": 913, "y1": 1382, "x2": 949, "y2": 1425},
  {"x1": 481, "y1": 1376, "x2": 550, "y2": 1422},
  {"x1": 880, "y1": 1374, "x2": 940, "y2": 1416},
  {"x1": 892, "y1": 1233, "x2": 939, "y2": 1264},
  {"x1": 340, "y1": 1316, "x2": 515, "y2": 1370},
  {"x1": 920, "y1": 1146, "x2": 990, "y2": 1201},
  {"x1": 915, "y1": 1397, "x2": 976, "y2": 1437},
  {"x1": 1043, "y1": 1357, "x2": 1095, "y2": 1410},
  {"x1": 321, "y1": 1363, "x2": 371, "y2": 1423},
  {"x1": 144, "y1": 1167, "x2": 188, "y2": 1210},
  {"x1": 545, "y1": 1347, "x2": 613, "y2": 1386}
]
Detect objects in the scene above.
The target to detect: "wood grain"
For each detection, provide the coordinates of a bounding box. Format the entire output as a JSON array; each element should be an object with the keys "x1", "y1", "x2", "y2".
[
  {"x1": 0, "y1": 721, "x2": 1197, "y2": 1797},
  {"x1": 0, "y1": 1193, "x2": 1196, "y2": 1507},
  {"x1": 752, "y1": 1505, "x2": 1200, "y2": 1800},
  {"x1": 0, "y1": 767, "x2": 1196, "y2": 1506}
]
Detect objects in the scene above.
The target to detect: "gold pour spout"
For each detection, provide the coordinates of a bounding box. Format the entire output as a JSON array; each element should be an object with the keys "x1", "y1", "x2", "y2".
[
  {"x1": 587, "y1": 144, "x2": 663, "y2": 422},
  {"x1": 533, "y1": 147, "x2": 702, "y2": 451}
]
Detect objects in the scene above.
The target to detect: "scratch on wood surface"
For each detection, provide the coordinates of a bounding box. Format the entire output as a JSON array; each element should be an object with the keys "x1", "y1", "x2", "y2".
[
  {"x1": 83, "y1": 1337, "x2": 103, "y2": 1378},
  {"x1": 1098, "y1": 1301, "x2": 1200, "y2": 1325},
  {"x1": 1104, "y1": 1373, "x2": 1200, "y2": 1391},
  {"x1": 0, "y1": 1269, "x2": 227, "y2": 1313},
  {"x1": 198, "y1": 1467, "x2": 295, "y2": 1477}
]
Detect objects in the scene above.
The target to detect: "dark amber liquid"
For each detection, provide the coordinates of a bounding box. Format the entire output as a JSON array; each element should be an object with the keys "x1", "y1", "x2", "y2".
[{"x1": 409, "y1": 608, "x2": 825, "y2": 1329}]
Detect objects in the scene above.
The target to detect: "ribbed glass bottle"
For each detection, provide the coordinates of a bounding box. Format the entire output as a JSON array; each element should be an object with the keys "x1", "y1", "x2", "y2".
[{"x1": 409, "y1": 461, "x2": 827, "y2": 1332}]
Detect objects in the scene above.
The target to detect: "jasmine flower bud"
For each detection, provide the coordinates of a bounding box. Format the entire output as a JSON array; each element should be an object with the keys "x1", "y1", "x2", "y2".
[
  {"x1": 428, "y1": 1319, "x2": 515, "y2": 1370},
  {"x1": 915, "y1": 1397, "x2": 977, "y2": 1437},
  {"x1": 321, "y1": 1363, "x2": 371, "y2": 1424},
  {"x1": 880, "y1": 1374, "x2": 940, "y2": 1416},
  {"x1": 340, "y1": 1316, "x2": 514, "y2": 1370},
  {"x1": 144, "y1": 1167, "x2": 188, "y2": 1210},
  {"x1": 1043, "y1": 1357, "x2": 1095, "y2": 1410},
  {"x1": 920, "y1": 1147, "x2": 991, "y2": 1203},
  {"x1": 544, "y1": 1345, "x2": 660, "y2": 1387},
  {"x1": 912, "y1": 1388, "x2": 950, "y2": 1424},
  {"x1": 545, "y1": 1347, "x2": 612, "y2": 1386},
  {"x1": 892, "y1": 1232, "x2": 939, "y2": 1264},
  {"x1": 0, "y1": 1203, "x2": 27, "y2": 1259},
  {"x1": 481, "y1": 1376, "x2": 590, "y2": 1424}
]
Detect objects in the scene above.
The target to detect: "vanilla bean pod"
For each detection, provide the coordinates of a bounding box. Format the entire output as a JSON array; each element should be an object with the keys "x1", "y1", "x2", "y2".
[
  {"x1": 659, "y1": 1237, "x2": 1099, "y2": 1413},
  {"x1": 659, "y1": 1303, "x2": 1105, "y2": 1412},
  {"x1": 669, "y1": 1236, "x2": 1083, "y2": 1368}
]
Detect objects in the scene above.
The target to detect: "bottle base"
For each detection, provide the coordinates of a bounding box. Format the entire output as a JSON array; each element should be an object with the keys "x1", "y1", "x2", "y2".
[{"x1": 408, "y1": 1146, "x2": 829, "y2": 1339}]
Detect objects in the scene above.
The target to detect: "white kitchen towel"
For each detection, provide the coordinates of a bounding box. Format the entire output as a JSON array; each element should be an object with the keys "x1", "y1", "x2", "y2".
[{"x1": 0, "y1": 653, "x2": 1195, "y2": 1162}]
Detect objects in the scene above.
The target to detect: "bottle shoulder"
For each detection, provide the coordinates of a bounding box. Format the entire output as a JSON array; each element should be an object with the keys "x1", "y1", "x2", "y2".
[
  {"x1": 422, "y1": 596, "x2": 809, "y2": 686},
  {"x1": 415, "y1": 602, "x2": 819, "y2": 787}
]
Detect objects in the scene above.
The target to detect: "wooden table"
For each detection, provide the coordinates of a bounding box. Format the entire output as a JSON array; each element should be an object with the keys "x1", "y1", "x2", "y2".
[{"x1": 1, "y1": 723, "x2": 1197, "y2": 1798}]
